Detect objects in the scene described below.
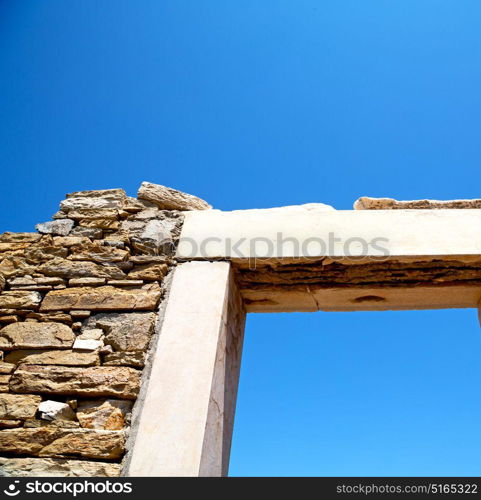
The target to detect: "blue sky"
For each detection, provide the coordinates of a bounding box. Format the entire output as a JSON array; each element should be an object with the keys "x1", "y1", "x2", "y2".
[{"x1": 1, "y1": 1, "x2": 481, "y2": 476}]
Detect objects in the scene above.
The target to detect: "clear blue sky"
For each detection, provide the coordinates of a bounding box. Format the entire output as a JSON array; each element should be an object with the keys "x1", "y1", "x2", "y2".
[{"x1": 1, "y1": 1, "x2": 481, "y2": 476}]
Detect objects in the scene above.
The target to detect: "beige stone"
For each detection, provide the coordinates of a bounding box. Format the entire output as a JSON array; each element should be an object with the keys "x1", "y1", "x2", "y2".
[
  {"x1": 10, "y1": 365, "x2": 141, "y2": 399},
  {"x1": 77, "y1": 400, "x2": 132, "y2": 430},
  {"x1": 40, "y1": 284, "x2": 161, "y2": 311},
  {"x1": 0, "y1": 363, "x2": 15, "y2": 374},
  {"x1": 103, "y1": 351, "x2": 145, "y2": 367},
  {"x1": 137, "y1": 181, "x2": 212, "y2": 210},
  {"x1": 0, "y1": 457, "x2": 121, "y2": 477},
  {"x1": 0, "y1": 428, "x2": 124, "y2": 459},
  {"x1": 87, "y1": 312, "x2": 156, "y2": 351},
  {"x1": 0, "y1": 291, "x2": 41, "y2": 310},
  {"x1": 5, "y1": 349, "x2": 100, "y2": 366},
  {"x1": 0, "y1": 393, "x2": 42, "y2": 420},
  {"x1": 68, "y1": 243, "x2": 128, "y2": 263},
  {"x1": 354, "y1": 196, "x2": 481, "y2": 210},
  {"x1": 68, "y1": 277, "x2": 106, "y2": 286},
  {"x1": 129, "y1": 263, "x2": 168, "y2": 281},
  {"x1": 79, "y1": 219, "x2": 120, "y2": 230},
  {"x1": 0, "y1": 420, "x2": 22, "y2": 428},
  {"x1": 0, "y1": 322, "x2": 74, "y2": 350},
  {"x1": 0, "y1": 232, "x2": 41, "y2": 243},
  {"x1": 39, "y1": 257, "x2": 126, "y2": 279}
]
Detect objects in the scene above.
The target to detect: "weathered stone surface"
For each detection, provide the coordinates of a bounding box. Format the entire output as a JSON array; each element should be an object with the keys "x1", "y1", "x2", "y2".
[
  {"x1": 60, "y1": 189, "x2": 126, "y2": 211},
  {"x1": 0, "y1": 393, "x2": 42, "y2": 420},
  {"x1": 40, "y1": 284, "x2": 161, "y2": 311},
  {"x1": 0, "y1": 375, "x2": 11, "y2": 392},
  {"x1": 353, "y1": 196, "x2": 481, "y2": 210},
  {"x1": 86, "y1": 312, "x2": 156, "y2": 351},
  {"x1": 129, "y1": 263, "x2": 168, "y2": 281},
  {"x1": 69, "y1": 226, "x2": 103, "y2": 239},
  {"x1": 107, "y1": 279, "x2": 143, "y2": 286},
  {"x1": 52, "y1": 236, "x2": 89, "y2": 247},
  {"x1": 77, "y1": 399, "x2": 132, "y2": 430},
  {"x1": 0, "y1": 420, "x2": 22, "y2": 428},
  {"x1": 79, "y1": 219, "x2": 119, "y2": 230},
  {"x1": 0, "y1": 457, "x2": 121, "y2": 477},
  {"x1": 38, "y1": 401, "x2": 76, "y2": 421},
  {"x1": 39, "y1": 257, "x2": 126, "y2": 279},
  {"x1": 69, "y1": 277, "x2": 106, "y2": 286},
  {"x1": 0, "y1": 291, "x2": 41, "y2": 310},
  {"x1": 0, "y1": 233, "x2": 41, "y2": 243},
  {"x1": 103, "y1": 351, "x2": 145, "y2": 368},
  {"x1": 0, "y1": 363, "x2": 15, "y2": 374},
  {"x1": 137, "y1": 181, "x2": 212, "y2": 210},
  {"x1": 61, "y1": 209, "x2": 119, "y2": 220},
  {"x1": 68, "y1": 243, "x2": 128, "y2": 263},
  {"x1": 0, "y1": 322, "x2": 74, "y2": 350},
  {"x1": 10, "y1": 365, "x2": 141, "y2": 399},
  {"x1": 0, "y1": 428, "x2": 124, "y2": 459},
  {"x1": 35, "y1": 220, "x2": 74, "y2": 236},
  {"x1": 5, "y1": 349, "x2": 100, "y2": 366}
]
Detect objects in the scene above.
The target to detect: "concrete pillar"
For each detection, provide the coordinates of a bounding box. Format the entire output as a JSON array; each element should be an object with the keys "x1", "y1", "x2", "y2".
[{"x1": 125, "y1": 261, "x2": 246, "y2": 477}]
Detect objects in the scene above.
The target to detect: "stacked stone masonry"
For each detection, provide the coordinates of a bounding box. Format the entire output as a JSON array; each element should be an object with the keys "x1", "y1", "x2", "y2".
[{"x1": 0, "y1": 182, "x2": 210, "y2": 477}]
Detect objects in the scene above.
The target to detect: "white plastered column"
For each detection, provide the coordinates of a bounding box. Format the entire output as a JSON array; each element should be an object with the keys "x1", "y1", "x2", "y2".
[{"x1": 125, "y1": 261, "x2": 246, "y2": 477}]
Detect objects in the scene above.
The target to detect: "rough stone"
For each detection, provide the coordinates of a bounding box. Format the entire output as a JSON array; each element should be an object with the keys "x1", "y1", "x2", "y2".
[
  {"x1": 38, "y1": 401, "x2": 76, "y2": 421},
  {"x1": 79, "y1": 219, "x2": 120, "y2": 230},
  {"x1": 40, "y1": 284, "x2": 161, "y2": 311},
  {"x1": 39, "y1": 257, "x2": 126, "y2": 279},
  {"x1": 10, "y1": 365, "x2": 141, "y2": 399},
  {"x1": 137, "y1": 181, "x2": 212, "y2": 211},
  {"x1": 353, "y1": 196, "x2": 481, "y2": 210},
  {"x1": 69, "y1": 227, "x2": 103, "y2": 239},
  {"x1": 86, "y1": 312, "x2": 156, "y2": 351},
  {"x1": 35, "y1": 220, "x2": 74, "y2": 237},
  {"x1": 68, "y1": 243, "x2": 128, "y2": 263},
  {"x1": 0, "y1": 291, "x2": 41, "y2": 310},
  {"x1": 68, "y1": 277, "x2": 106, "y2": 286},
  {"x1": 0, "y1": 457, "x2": 121, "y2": 477},
  {"x1": 0, "y1": 233, "x2": 42, "y2": 243},
  {"x1": 103, "y1": 351, "x2": 145, "y2": 368},
  {"x1": 129, "y1": 263, "x2": 168, "y2": 281},
  {"x1": 77, "y1": 399, "x2": 132, "y2": 430},
  {"x1": 5, "y1": 349, "x2": 100, "y2": 366},
  {"x1": 0, "y1": 428, "x2": 124, "y2": 459},
  {"x1": 0, "y1": 394, "x2": 42, "y2": 420},
  {"x1": 0, "y1": 363, "x2": 15, "y2": 374},
  {"x1": 0, "y1": 322, "x2": 74, "y2": 350}
]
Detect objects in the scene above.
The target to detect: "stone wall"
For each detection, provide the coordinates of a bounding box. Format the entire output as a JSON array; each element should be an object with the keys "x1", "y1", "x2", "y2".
[{"x1": 0, "y1": 182, "x2": 210, "y2": 477}]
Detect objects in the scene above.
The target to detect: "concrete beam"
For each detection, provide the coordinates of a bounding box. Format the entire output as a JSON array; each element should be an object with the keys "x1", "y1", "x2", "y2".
[{"x1": 125, "y1": 261, "x2": 246, "y2": 477}]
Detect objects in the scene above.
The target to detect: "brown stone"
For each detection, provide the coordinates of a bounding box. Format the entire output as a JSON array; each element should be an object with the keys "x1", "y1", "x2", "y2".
[
  {"x1": 0, "y1": 393, "x2": 42, "y2": 420},
  {"x1": 10, "y1": 365, "x2": 141, "y2": 399},
  {"x1": 0, "y1": 233, "x2": 42, "y2": 244},
  {"x1": 63, "y1": 209, "x2": 119, "y2": 220},
  {"x1": 40, "y1": 284, "x2": 161, "y2": 311},
  {"x1": 68, "y1": 243, "x2": 129, "y2": 263},
  {"x1": 0, "y1": 427, "x2": 124, "y2": 459},
  {"x1": 68, "y1": 277, "x2": 106, "y2": 286},
  {"x1": 103, "y1": 351, "x2": 145, "y2": 368},
  {"x1": 0, "y1": 419, "x2": 22, "y2": 428},
  {"x1": 0, "y1": 457, "x2": 121, "y2": 477},
  {"x1": 138, "y1": 181, "x2": 211, "y2": 210},
  {"x1": 0, "y1": 322, "x2": 74, "y2": 350},
  {"x1": 129, "y1": 263, "x2": 168, "y2": 281},
  {"x1": 0, "y1": 291, "x2": 41, "y2": 310},
  {"x1": 353, "y1": 196, "x2": 481, "y2": 210},
  {"x1": 39, "y1": 257, "x2": 126, "y2": 279},
  {"x1": 87, "y1": 312, "x2": 156, "y2": 351},
  {"x1": 5, "y1": 350, "x2": 100, "y2": 366},
  {"x1": 0, "y1": 363, "x2": 15, "y2": 374},
  {"x1": 77, "y1": 399, "x2": 132, "y2": 430},
  {"x1": 79, "y1": 219, "x2": 120, "y2": 230}
]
